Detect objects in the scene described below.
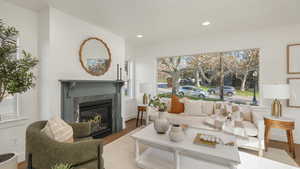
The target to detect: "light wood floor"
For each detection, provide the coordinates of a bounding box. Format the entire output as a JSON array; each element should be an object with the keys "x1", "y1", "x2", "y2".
[{"x1": 18, "y1": 119, "x2": 300, "y2": 169}]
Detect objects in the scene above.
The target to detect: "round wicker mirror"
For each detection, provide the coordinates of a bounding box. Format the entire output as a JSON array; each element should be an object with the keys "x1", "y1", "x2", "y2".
[{"x1": 79, "y1": 37, "x2": 112, "y2": 76}]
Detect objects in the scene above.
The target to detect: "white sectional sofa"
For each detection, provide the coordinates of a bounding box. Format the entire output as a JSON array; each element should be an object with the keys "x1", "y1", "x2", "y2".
[{"x1": 146, "y1": 98, "x2": 269, "y2": 156}]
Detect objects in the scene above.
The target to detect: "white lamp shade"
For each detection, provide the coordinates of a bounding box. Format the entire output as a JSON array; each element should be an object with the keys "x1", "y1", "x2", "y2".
[
  {"x1": 263, "y1": 84, "x2": 290, "y2": 99},
  {"x1": 139, "y1": 83, "x2": 153, "y2": 93}
]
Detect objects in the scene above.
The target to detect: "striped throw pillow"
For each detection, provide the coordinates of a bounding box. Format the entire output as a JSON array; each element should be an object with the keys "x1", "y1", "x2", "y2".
[{"x1": 42, "y1": 115, "x2": 74, "y2": 143}]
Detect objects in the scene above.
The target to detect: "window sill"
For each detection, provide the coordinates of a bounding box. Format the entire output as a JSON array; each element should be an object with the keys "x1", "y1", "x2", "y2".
[{"x1": 0, "y1": 117, "x2": 28, "y2": 129}]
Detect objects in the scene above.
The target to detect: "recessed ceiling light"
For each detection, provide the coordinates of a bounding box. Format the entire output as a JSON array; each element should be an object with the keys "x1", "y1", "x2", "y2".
[
  {"x1": 136, "y1": 34, "x2": 144, "y2": 38},
  {"x1": 202, "y1": 21, "x2": 211, "y2": 26}
]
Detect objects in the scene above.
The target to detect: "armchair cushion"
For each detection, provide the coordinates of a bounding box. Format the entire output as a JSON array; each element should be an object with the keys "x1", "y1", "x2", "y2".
[{"x1": 69, "y1": 122, "x2": 92, "y2": 138}]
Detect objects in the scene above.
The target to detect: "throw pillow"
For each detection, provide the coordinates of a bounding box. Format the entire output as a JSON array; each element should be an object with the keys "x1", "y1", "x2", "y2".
[
  {"x1": 184, "y1": 100, "x2": 205, "y2": 116},
  {"x1": 179, "y1": 97, "x2": 189, "y2": 103},
  {"x1": 232, "y1": 105, "x2": 240, "y2": 112},
  {"x1": 213, "y1": 102, "x2": 226, "y2": 115},
  {"x1": 231, "y1": 104, "x2": 241, "y2": 121},
  {"x1": 214, "y1": 102, "x2": 223, "y2": 110},
  {"x1": 240, "y1": 105, "x2": 252, "y2": 122},
  {"x1": 170, "y1": 95, "x2": 184, "y2": 114},
  {"x1": 201, "y1": 101, "x2": 214, "y2": 115},
  {"x1": 41, "y1": 122, "x2": 55, "y2": 139},
  {"x1": 42, "y1": 115, "x2": 74, "y2": 143},
  {"x1": 225, "y1": 104, "x2": 233, "y2": 114}
]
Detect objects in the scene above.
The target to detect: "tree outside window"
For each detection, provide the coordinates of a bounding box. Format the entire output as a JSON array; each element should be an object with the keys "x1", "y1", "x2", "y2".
[{"x1": 157, "y1": 48, "x2": 259, "y2": 105}]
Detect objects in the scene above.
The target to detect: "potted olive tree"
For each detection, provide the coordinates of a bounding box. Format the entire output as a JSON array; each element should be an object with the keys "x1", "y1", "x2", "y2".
[
  {"x1": 0, "y1": 19, "x2": 38, "y2": 169},
  {"x1": 0, "y1": 19, "x2": 38, "y2": 107}
]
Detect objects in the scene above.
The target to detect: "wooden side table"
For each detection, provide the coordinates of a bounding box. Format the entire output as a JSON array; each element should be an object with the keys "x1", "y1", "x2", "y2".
[
  {"x1": 264, "y1": 115, "x2": 295, "y2": 158},
  {"x1": 136, "y1": 105, "x2": 147, "y2": 127}
]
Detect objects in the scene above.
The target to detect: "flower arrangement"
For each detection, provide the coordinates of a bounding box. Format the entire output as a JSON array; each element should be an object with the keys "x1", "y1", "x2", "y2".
[{"x1": 149, "y1": 96, "x2": 167, "y2": 112}]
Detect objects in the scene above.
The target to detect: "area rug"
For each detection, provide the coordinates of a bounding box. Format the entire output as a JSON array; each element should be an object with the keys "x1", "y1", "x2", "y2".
[{"x1": 103, "y1": 129, "x2": 298, "y2": 169}]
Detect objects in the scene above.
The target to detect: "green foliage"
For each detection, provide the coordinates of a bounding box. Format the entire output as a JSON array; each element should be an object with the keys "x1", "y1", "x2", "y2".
[
  {"x1": 149, "y1": 96, "x2": 167, "y2": 112},
  {"x1": 51, "y1": 163, "x2": 72, "y2": 169},
  {"x1": 0, "y1": 19, "x2": 38, "y2": 102},
  {"x1": 157, "y1": 93, "x2": 222, "y2": 102}
]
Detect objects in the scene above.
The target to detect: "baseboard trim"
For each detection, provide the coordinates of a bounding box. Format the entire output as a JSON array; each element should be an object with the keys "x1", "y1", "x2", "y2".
[
  {"x1": 18, "y1": 161, "x2": 26, "y2": 167},
  {"x1": 124, "y1": 114, "x2": 137, "y2": 121}
]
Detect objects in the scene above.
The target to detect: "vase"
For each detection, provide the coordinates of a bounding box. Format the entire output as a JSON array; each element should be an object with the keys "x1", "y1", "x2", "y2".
[
  {"x1": 154, "y1": 111, "x2": 169, "y2": 134},
  {"x1": 169, "y1": 124, "x2": 185, "y2": 142},
  {"x1": 0, "y1": 153, "x2": 17, "y2": 169}
]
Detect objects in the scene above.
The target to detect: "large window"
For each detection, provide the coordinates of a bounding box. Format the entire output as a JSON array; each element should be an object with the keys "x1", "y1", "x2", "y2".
[
  {"x1": 0, "y1": 95, "x2": 19, "y2": 121},
  {"x1": 124, "y1": 60, "x2": 134, "y2": 97},
  {"x1": 157, "y1": 48, "x2": 260, "y2": 105}
]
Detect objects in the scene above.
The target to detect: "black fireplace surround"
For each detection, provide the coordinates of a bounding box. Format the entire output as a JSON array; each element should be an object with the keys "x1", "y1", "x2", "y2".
[{"x1": 60, "y1": 80, "x2": 124, "y2": 138}]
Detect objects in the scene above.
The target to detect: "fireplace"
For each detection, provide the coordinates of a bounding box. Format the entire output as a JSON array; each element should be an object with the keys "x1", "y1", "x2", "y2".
[
  {"x1": 60, "y1": 80, "x2": 124, "y2": 137},
  {"x1": 79, "y1": 99, "x2": 113, "y2": 138}
]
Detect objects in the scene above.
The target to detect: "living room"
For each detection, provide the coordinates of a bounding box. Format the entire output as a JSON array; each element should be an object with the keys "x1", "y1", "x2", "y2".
[{"x1": 0, "y1": 0, "x2": 300, "y2": 169}]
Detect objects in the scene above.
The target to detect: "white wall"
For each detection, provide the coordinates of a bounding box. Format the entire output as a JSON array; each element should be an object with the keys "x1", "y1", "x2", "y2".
[
  {"x1": 0, "y1": 3, "x2": 127, "y2": 161},
  {"x1": 123, "y1": 43, "x2": 138, "y2": 120},
  {"x1": 135, "y1": 24, "x2": 300, "y2": 143},
  {"x1": 39, "y1": 8, "x2": 126, "y2": 121},
  {"x1": 0, "y1": 1, "x2": 39, "y2": 162}
]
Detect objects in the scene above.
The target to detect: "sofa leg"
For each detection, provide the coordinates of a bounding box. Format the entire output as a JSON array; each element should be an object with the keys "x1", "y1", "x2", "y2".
[{"x1": 258, "y1": 149, "x2": 263, "y2": 157}]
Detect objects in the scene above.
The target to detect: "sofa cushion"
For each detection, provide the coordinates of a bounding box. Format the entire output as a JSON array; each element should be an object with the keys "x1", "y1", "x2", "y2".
[
  {"x1": 242, "y1": 121, "x2": 258, "y2": 137},
  {"x1": 184, "y1": 100, "x2": 206, "y2": 116},
  {"x1": 42, "y1": 115, "x2": 74, "y2": 143},
  {"x1": 231, "y1": 104, "x2": 241, "y2": 121},
  {"x1": 201, "y1": 101, "x2": 214, "y2": 115}
]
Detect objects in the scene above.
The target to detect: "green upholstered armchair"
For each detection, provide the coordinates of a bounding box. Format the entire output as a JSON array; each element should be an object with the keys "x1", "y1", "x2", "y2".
[{"x1": 26, "y1": 121, "x2": 104, "y2": 169}]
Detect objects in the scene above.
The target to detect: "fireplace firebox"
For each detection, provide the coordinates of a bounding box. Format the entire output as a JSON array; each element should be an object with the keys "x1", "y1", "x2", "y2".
[{"x1": 79, "y1": 99, "x2": 113, "y2": 138}]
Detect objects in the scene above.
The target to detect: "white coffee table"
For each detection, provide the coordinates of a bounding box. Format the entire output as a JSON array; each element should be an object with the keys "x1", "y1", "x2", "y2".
[{"x1": 131, "y1": 124, "x2": 241, "y2": 169}]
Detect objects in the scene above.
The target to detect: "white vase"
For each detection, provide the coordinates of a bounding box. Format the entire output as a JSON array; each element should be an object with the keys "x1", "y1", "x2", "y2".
[
  {"x1": 0, "y1": 153, "x2": 17, "y2": 169},
  {"x1": 169, "y1": 124, "x2": 185, "y2": 142},
  {"x1": 154, "y1": 111, "x2": 169, "y2": 134}
]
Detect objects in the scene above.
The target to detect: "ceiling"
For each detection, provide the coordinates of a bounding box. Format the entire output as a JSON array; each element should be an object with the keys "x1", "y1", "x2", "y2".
[{"x1": 5, "y1": 0, "x2": 300, "y2": 47}]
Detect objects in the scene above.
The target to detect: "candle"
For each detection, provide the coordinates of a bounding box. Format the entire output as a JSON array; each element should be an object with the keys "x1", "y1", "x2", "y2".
[
  {"x1": 120, "y1": 68, "x2": 122, "y2": 81},
  {"x1": 117, "y1": 64, "x2": 119, "y2": 80}
]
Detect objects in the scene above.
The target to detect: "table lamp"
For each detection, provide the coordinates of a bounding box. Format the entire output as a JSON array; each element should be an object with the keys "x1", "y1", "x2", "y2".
[
  {"x1": 263, "y1": 84, "x2": 290, "y2": 117},
  {"x1": 139, "y1": 83, "x2": 152, "y2": 105}
]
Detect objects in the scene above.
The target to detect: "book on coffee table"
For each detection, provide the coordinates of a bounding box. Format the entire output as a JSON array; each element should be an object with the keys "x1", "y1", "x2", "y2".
[{"x1": 193, "y1": 133, "x2": 218, "y2": 147}]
